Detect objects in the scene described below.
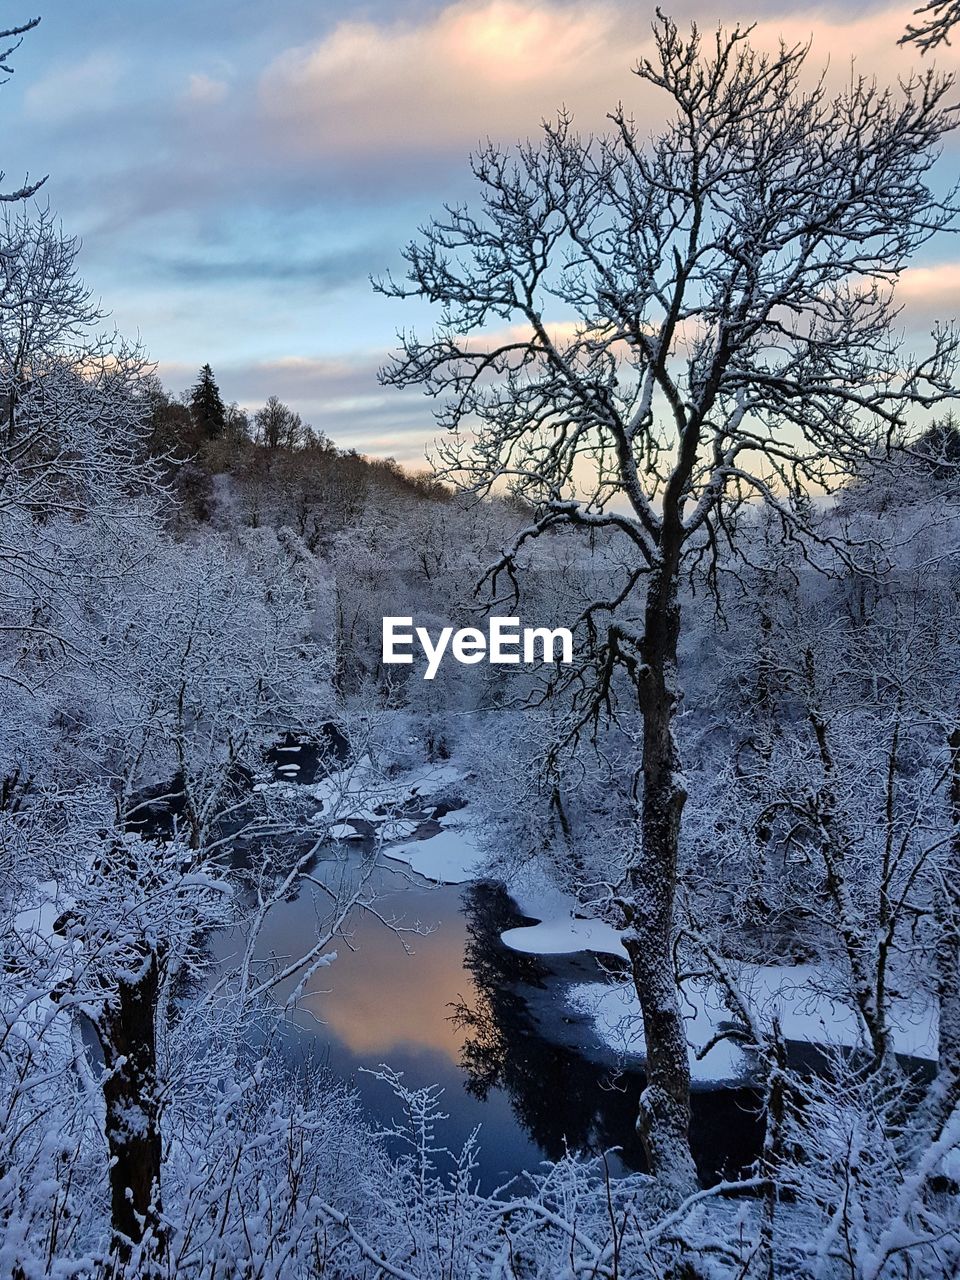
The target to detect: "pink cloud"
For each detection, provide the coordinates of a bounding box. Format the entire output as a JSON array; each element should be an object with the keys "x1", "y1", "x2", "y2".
[
  {"x1": 183, "y1": 73, "x2": 229, "y2": 107},
  {"x1": 891, "y1": 261, "x2": 960, "y2": 334},
  {"x1": 751, "y1": 4, "x2": 959, "y2": 89},
  {"x1": 258, "y1": 1, "x2": 648, "y2": 153},
  {"x1": 257, "y1": 1, "x2": 960, "y2": 158}
]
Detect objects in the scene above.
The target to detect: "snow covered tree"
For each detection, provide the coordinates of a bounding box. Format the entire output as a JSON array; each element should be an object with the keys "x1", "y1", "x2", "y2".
[
  {"x1": 379, "y1": 15, "x2": 959, "y2": 1193},
  {"x1": 903, "y1": 0, "x2": 960, "y2": 49},
  {"x1": 912, "y1": 412, "x2": 960, "y2": 480},
  {"x1": 0, "y1": 204, "x2": 101, "y2": 442},
  {"x1": 0, "y1": 17, "x2": 43, "y2": 204}
]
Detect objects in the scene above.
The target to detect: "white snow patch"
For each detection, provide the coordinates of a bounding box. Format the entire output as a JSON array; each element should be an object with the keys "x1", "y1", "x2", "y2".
[
  {"x1": 406, "y1": 761, "x2": 463, "y2": 793},
  {"x1": 500, "y1": 871, "x2": 626, "y2": 959},
  {"x1": 387, "y1": 816, "x2": 484, "y2": 885},
  {"x1": 327, "y1": 821, "x2": 365, "y2": 840},
  {"x1": 741, "y1": 963, "x2": 938, "y2": 1060},
  {"x1": 502, "y1": 915, "x2": 627, "y2": 957},
  {"x1": 567, "y1": 962, "x2": 938, "y2": 1086},
  {"x1": 501, "y1": 866, "x2": 582, "y2": 924},
  {"x1": 15, "y1": 880, "x2": 65, "y2": 946},
  {"x1": 380, "y1": 818, "x2": 420, "y2": 841},
  {"x1": 501, "y1": 879, "x2": 939, "y2": 1071},
  {"x1": 568, "y1": 978, "x2": 748, "y2": 1084},
  {"x1": 310, "y1": 757, "x2": 465, "y2": 825},
  {"x1": 306, "y1": 757, "x2": 479, "y2": 880}
]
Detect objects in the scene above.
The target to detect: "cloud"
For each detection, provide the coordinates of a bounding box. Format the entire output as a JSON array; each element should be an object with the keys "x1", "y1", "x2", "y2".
[
  {"x1": 144, "y1": 242, "x2": 385, "y2": 288},
  {"x1": 896, "y1": 262, "x2": 960, "y2": 329},
  {"x1": 258, "y1": 1, "x2": 641, "y2": 155},
  {"x1": 32, "y1": 2, "x2": 958, "y2": 241},
  {"x1": 156, "y1": 353, "x2": 383, "y2": 403},
  {"x1": 23, "y1": 52, "x2": 123, "y2": 122},
  {"x1": 17, "y1": 0, "x2": 959, "y2": 472},
  {"x1": 256, "y1": 0, "x2": 958, "y2": 160},
  {"x1": 751, "y1": 4, "x2": 959, "y2": 88},
  {"x1": 183, "y1": 72, "x2": 228, "y2": 106}
]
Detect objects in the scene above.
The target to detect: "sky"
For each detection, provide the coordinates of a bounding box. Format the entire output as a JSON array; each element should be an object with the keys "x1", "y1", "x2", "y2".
[{"x1": 2, "y1": 0, "x2": 958, "y2": 466}]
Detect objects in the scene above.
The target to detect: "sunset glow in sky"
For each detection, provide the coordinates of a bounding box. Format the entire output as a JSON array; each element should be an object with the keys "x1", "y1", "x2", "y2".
[{"x1": 4, "y1": 0, "x2": 958, "y2": 463}]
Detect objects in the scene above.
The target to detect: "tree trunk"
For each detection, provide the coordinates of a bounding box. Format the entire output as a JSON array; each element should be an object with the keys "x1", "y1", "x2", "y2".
[
  {"x1": 97, "y1": 948, "x2": 166, "y2": 1268},
  {"x1": 909, "y1": 724, "x2": 960, "y2": 1163},
  {"x1": 931, "y1": 726, "x2": 960, "y2": 1125},
  {"x1": 622, "y1": 567, "x2": 698, "y2": 1197}
]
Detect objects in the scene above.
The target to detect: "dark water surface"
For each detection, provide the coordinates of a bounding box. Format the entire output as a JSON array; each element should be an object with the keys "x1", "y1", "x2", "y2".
[{"x1": 217, "y1": 844, "x2": 765, "y2": 1191}]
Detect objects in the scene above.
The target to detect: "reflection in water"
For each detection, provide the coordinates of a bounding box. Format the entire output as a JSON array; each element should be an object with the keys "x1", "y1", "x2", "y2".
[
  {"x1": 218, "y1": 844, "x2": 765, "y2": 1189},
  {"x1": 454, "y1": 881, "x2": 766, "y2": 1185},
  {"x1": 218, "y1": 847, "x2": 547, "y2": 1187},
  {"x1": 234, "y1": 851, "x2": 468, "y2": 1061},
  {"x1": 453, "y1": 882, "x2": 645, "y2": 1174}
]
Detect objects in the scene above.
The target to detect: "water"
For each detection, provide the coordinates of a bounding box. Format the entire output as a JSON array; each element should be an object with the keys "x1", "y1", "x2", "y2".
[{"x1": 217, "y1": 840, "x2": 765, "y2": 1190}]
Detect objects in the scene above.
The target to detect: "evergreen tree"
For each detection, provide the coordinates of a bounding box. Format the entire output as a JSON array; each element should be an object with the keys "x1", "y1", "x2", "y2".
[{"x1": 189, "y1": 363, "x2": 226, "y2": 442}]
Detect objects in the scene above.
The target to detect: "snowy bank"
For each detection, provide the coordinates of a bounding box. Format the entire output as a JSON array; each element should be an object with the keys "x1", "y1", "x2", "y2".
[
  {"x1": 499, "y1": 885, "x2": 938, "y2": 1079},
  {"x1": 310, "y1": 757, "x2": 483, "y2": 885},
  {"x1": 501, "y1": 914, "x2": 627, "y2": 957},
  {"x1": 567, "y1": 963, "x2": 938, "y2": 1086},
  {"x1": 385, "y1": 820, "x2": 484, "y2": 884}
]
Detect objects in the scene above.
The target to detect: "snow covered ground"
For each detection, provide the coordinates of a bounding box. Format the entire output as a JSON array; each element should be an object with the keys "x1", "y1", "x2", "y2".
[
  {"x1": 499, "y1": 892, "x2": 753, "y2": 1082},
  {"x1": 310, "y1": 757, "x2": 484, "y2": 884},
  {"x1": 502, "y1": 912, "x2": 627, "y2": 957},
  {"x1": 299, "y1": 756, "x2": 942, "y2": 1081},
  {"x1": 499, "y1": 888, "x2": 938, "y2": 1081},
  {"x1": 385, "y1": 819, "x2": 484, "y2": 884},
  {"x1": 566, "y1": 964, "x2": 938, "y2": 1084},
  {"x1": 308, "y1": 755, "x2": 462, "y2": 822}
]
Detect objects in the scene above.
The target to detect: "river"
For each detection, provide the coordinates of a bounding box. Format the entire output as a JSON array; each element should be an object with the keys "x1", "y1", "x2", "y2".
[{"x1": 216, "y1": 836, "x2": 765, "y2": 1191}]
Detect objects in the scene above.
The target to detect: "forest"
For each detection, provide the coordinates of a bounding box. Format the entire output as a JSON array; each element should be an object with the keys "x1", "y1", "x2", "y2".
[{"x1": 1, "y1": 6, "x2": 960, "y2": 1278}]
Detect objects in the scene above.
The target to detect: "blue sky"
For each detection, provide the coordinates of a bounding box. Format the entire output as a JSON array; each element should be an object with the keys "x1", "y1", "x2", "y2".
[{"x1": 3, "y1": 0, "x2": 957, "y2": 464}]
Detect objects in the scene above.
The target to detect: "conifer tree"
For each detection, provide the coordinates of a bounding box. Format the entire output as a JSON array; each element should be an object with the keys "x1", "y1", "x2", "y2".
[{"x1": 189, "y1": 363, "x2": 226, "y2": 442}]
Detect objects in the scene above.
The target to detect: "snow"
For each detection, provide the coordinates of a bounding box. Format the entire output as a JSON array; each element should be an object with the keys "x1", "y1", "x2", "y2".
[
  {"x1": 742, "y1": 963, "x2": 938, "y2": 1060},
  {"x1": 566, "y1": 962, "x2": 939, "y2": 1085},
  {"x1": 405, "y1": 761, "x2": 464, "y2": 792},
  {"x1": 500, "y1": 870, "x2": 628, "y2": 958},
  {"x1": 14, "y1": 881, "x2": 64, "y2": 946},
  {"x1": 310, "y1": 757, "x2": 463, "y2": 824},
  {"x1": 304, "y1": 758, "x2": 481, "y2": 881},
  {"x1": 381, "y1": 818, "x2": 420, "y2": 841},
  {"x1": 501, "y1": 915, "x2": 627, "y2": 957},
  {"x1": 499, "y1": 880, "x2": 939, "y2": 1074},
  {"x1": 568, "y1": 978, "x2": 749, "y2": 1083},
  {"x1": 386, "y1": 822, "x2": 484, "y2": 884},
  {"x1": 325, "y1": 816, "x2": 418, "y2": 841},
  {"x1": 327, "y1": 821, "x2": 365, "y2": 840}
]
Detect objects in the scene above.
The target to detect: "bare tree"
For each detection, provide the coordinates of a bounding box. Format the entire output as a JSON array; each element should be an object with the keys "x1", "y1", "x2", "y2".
[
  {"x1": 254, "y1": 394, "x2": 306, "y2": 450},
  {"x1": 379, "y1": 16, "x2": 959, "y2": 1193},
  {"x1": 0, "y1": 205, "x2": 102, "y2": 440},
  {"x1": 902, "y1": 0, "x2": 960, "y2": 50},
  {"x1": 0, "y1": 17, "x2": 44, "y2": 203}
]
